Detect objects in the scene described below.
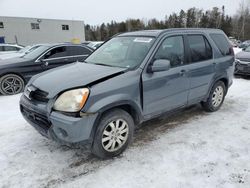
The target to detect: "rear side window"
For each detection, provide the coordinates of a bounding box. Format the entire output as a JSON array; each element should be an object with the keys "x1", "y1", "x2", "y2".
[
  {"x1": 210, "y1": 33, "x2": 232, "y2": 56},
  {"x1": 4, "y1": 46, "x2": 19, "y2": 51},
  {"x1": 68, "y1": 46, "x2": 92, "y2": 56},
  {"x1": 187, "y1": 35, "x2": 213, "y2": 63},
  {"x1": 0, "y1": 46, "x2": 4, "y2": 51}
]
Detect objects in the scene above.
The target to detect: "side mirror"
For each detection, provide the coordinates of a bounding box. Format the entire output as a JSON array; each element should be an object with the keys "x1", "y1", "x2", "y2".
[{"x1": 148, "y1": 59, "x2": 171, "y2": 73}]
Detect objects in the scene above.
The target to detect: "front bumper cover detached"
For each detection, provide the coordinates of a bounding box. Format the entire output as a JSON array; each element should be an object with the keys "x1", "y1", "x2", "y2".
[{"x1": 20, "y1": 94, "x2": 98, "y2": 145}]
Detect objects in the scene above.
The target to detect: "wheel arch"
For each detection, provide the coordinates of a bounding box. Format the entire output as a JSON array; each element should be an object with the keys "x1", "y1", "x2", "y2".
[
  {"x1": 203, "y1": 75, "x2": 229, "y2": 102},
  {"x1": 89, "y1": 101, "x2": 143, "y2": 143}
]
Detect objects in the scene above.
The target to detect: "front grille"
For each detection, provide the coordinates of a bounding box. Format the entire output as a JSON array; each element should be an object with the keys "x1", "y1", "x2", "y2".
[
  {"x1": 238, "y1": 58, "x2": 250, "y2": 62},
  {"x1": 25, "y1": 85, "x2": 49, "y2": 102},
  {"x1": 21, "y1": 105, "x2": 51, "y2": 134},
  {"x1": 236, "y1": 63, "x2": 250, "y2": 72},
  {"x1": 31, "y1": 88, "x2": 49, "y2": 102}
]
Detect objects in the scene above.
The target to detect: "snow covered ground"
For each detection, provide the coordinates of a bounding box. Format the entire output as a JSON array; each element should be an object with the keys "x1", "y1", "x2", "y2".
[{"x1": 0, "y1": 77, "x2": 250, "y2": 188}]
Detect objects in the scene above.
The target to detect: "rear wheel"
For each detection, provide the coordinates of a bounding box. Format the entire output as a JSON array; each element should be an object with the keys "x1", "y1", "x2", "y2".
[
  {"x1": 92, "y1": 109, "x2": 134, "y2": 159},
  {"x1": 0, "y1": 74, "x2": 25, "y2": 95},
  {"x1": 201, "y1": 81, "x2": 226, "y2": 112}
]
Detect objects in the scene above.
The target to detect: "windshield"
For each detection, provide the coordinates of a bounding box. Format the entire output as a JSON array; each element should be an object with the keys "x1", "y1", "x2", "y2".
[
  {"x1": 245, "y1": 46, "x2": 250, "y2": 52},
  {"x1": 22, "y1": 46, "x2": 50, "y2": 59},
  {"x1": 85, "y1": 36, "x2": 155, "y2": 68},
  {"x1": 18, "y1": 46, "x2": 31, "y2": 53}
]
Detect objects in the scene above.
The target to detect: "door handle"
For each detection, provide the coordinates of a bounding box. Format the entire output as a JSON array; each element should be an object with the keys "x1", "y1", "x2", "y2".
[
  {"x1": 179, "y1": 69, "x2": 186, "y2": 76},
  {"x1": 41, "y1": 61, "x2": 49, "y2": 67}
]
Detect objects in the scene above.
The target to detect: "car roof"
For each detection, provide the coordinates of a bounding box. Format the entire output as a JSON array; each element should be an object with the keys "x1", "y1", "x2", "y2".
[
  {"x1": 0, "y1": 43, "x2": 23, "y2": 47},
  {"x1": 45, "y1": 43, "x2": 90, "y2": 47},
  {"x1": 118, "y1": 28, "x2": 224, "y2": 38},
  {"x1": 40, "y1": 43, "x2": 94, "y2": 51}
]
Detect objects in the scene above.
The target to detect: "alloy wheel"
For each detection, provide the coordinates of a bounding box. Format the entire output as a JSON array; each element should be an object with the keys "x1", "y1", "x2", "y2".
[
  {"x1": 101, "y1": 119, "x2": 129, "y2": 152},
  {"x1": 212, "y1": 85, "x2": 224, "y2": 108},
  {"x1": 1, "y1": 75, "x2": 23, "y2": 95}
]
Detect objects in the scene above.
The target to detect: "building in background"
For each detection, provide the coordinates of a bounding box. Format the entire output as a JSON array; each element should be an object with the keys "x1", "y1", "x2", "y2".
[{"x1": 0, "y1": 16, "x2": 85, "y2": 45}]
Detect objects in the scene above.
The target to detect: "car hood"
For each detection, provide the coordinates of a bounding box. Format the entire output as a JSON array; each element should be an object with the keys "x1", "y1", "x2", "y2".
[
  {"x1": 236, "y1": 51, "x2": 250, "y2": 60},
  {"x1": 0, "y1": 57, "x2": 31, "y2": 66},
  {"x1": 30, "y1": 62, "x2": 126, "y2": 98}
]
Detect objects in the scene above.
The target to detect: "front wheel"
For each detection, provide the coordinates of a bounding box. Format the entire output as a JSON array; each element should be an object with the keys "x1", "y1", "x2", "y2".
[
  {"x1": 92, "y1": 109, "x2": 134, "y2": 159},
  {"x1": 201, "y1": 81, "x2": 226, "y2": 112},
  {"x1": 0, "y1": 74, "x2": 25, "y2": 95}
]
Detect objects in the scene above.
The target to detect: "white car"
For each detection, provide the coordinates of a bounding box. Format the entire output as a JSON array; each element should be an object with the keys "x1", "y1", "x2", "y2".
[
  {"x1": 233, "y1": 47, "x2": 242, "y2": 55},
  {"x1": 0, "y1": 44, "x2": 42, "y2": 60},
  {"x1": 0, "y1": 44, "x2": 23, "y2": 55}
]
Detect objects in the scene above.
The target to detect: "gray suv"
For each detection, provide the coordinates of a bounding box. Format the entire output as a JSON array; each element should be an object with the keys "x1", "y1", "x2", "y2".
[{"x1": 20, "y1": 29, "x2": 235, "y2": 158}]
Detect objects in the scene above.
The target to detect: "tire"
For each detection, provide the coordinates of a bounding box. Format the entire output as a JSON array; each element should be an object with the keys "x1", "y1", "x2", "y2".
[
  {"x1": 92, "y1": 109, "x2": 134, "y2": 159},
  {"x1": 201, "y1": 81, "x2": 226, "y2": 112},
  {"x1": 0, "y1": 74, "x2": 25, "y2": 95}
]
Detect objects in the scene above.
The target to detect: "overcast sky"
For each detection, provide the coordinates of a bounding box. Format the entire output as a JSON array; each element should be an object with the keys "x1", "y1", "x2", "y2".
[{"x1": 0, "y1": 0, "x2": 243, "y2": 25}]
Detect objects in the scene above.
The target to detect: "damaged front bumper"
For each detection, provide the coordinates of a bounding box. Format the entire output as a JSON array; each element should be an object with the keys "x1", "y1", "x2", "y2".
[{"x1": 20, "y1": 94, "x2": 98, "y2": 145}]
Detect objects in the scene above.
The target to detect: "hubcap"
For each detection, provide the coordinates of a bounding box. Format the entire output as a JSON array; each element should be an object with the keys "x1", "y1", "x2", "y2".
[
  {"x1": 212, "y1": 86, "x2": 224, "y2": 108},
  {"x1": 1, "y1": 76, "x2": 23, "y2": 95},
  {"x1": 102, "y1": 119, "x2": 129, "y2": 152}
]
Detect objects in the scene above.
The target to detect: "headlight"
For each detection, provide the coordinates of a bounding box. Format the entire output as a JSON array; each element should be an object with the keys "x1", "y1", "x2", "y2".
[
  {"x1": 235, "y1": 59, "x2": 240, "y2": 64},
  {"x1": 53, "y1": 88, "x2": 89, "y2": 112}
]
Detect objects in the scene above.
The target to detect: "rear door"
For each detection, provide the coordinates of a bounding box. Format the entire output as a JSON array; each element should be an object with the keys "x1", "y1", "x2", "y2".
[
  {"x1": 68, "y1": 46, "x2": 92, "y2": 62},
  {"x1": 142, "y1": 35, "x2": 190, "y2": 117},
  {"x1": 185, "y1": 34, "x2": 215, "y2": 104}
]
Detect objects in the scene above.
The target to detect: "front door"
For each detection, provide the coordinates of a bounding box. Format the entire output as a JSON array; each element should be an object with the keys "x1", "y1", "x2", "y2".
[
  {"x1": 40, "y1": 46, "x2": 72, "y2": 71},
  {"x1": 142, "y1": 35, "x2": 190, "y2": 117}
]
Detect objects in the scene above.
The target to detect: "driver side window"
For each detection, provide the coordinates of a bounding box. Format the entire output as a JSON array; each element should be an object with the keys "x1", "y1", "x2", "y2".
[
  {"x1": 154, "y1": 36, "x2": 184, "y2": 67},
  {"x1": 43, "y1": 46, "x2": 67, "y2": 59}
]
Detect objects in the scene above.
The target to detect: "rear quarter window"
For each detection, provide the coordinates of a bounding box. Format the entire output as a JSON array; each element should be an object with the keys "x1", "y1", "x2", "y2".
[
  {"x1": 210, "y1": 33, "x2": 232, "y2": 56},
  {"x1": 187, "y1": 35, "x2": 213, "y2": 63}
]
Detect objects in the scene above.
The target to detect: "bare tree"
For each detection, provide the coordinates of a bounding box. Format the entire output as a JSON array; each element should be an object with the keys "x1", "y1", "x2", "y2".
[{"x1": 238, "y1": 0, "x2": 250, "y2": 39}]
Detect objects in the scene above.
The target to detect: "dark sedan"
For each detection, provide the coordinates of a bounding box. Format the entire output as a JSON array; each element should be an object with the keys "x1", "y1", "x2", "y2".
[
  {"x1": 235, "y1": 46, "x2": 250, "y2": 76},
  {"x1": 0, "y1": 44, "x2": 93, "y2": 95}
]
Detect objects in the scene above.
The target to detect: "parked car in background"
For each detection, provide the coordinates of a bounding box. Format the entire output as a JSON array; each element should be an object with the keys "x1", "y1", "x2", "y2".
[
  {"x1": 229, "y1": 37, "x2": 241, "y2": 47},
  {"x1": 87, "y1": 41, "x2": 104, "y2": 49},
  {"x1": 0, "y1": 43, "x2": 93, "y2": 95},
  {"x1": 239, "y1": 40, "x2": 250, "y2": 49},
  {"x1": 233, "y1": 47, "x2": 242, "y2": 55},
  {"x1": 0, "y1": 44, "x2": 43, "y2": 60},
  {"x1": 0, "y1": 44, "x2": 23, "y2": 55},
  {"x1": 20, "y1": 29, "x2": 234, "y2": 159},
  {"x1": 82, "y1": 41, "x2": 91, "y2": 45},
  {"x1": 235, "y1": 46, "x2": 250, "y2": 76}
]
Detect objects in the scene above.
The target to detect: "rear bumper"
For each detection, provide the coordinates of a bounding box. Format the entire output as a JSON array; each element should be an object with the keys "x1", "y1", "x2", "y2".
[{"x1": 20, "y1": 95, "x2": 98, "y2": 145}]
